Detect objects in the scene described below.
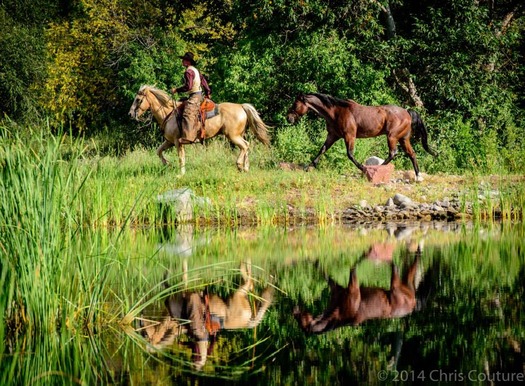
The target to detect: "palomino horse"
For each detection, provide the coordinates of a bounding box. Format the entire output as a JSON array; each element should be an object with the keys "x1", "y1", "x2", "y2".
[
  {"x1": 129, "y1": 85, "x2": 271, "y2": 175},
  {"x1": 294, "y1": 245, "x2": 422, "y2": 334},
  {"x1": 139, "y1": 260, "x2": 274, "y2": 370},
  {"x1": 287, "y1": 93, "x2": 436, "y2": 181}
]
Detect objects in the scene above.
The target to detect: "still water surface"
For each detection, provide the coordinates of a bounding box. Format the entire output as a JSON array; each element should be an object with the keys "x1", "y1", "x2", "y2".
[
  {"x1": 7, "y1": 222, "x2": 525, "y2": 384},
  {"x1": 112, "y1": 221, "x2": 524, "y2": 385}
]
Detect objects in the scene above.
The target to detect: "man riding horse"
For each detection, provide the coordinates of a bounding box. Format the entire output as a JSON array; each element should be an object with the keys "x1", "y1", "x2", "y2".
[{"x1": 171, "y1": 52, "x2": 212, "y2": 144}]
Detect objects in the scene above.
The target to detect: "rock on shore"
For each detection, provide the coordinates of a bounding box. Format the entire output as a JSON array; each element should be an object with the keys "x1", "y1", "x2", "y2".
[{"x1": 343, "y1": 194, "x2": 473, "y2": 222}]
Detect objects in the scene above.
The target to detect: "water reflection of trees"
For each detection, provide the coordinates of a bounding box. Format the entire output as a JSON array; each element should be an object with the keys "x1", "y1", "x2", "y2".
[{"x1": 123, "y1": 222, "x2": 523, "y2": 384}]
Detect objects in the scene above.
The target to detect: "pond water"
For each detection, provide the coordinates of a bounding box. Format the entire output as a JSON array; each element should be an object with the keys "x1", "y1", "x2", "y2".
[{"x1": 4, "y1": 221, "x2": 525, "y2": 385}]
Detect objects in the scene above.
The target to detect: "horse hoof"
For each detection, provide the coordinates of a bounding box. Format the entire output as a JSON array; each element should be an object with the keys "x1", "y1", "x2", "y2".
[{"x1": 415, "y1": 175, "x2": 424, "y2": 182}]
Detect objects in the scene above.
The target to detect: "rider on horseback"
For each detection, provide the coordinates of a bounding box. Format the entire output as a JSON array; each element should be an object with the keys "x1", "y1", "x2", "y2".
[{"x1": 171, "y1": 52, "x2": 212, "y2": 144}]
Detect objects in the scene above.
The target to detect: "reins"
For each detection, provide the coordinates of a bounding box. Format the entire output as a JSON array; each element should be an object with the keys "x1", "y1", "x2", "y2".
[
  {"x1": 161, "y1": 108, "x2": 175, "y2": 131},
  {"x1": 148, "y1": 90, "x2": 178, "y2": 132}
]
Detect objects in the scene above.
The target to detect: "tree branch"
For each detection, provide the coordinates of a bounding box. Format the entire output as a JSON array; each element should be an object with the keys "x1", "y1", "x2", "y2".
[{"x1": 393, "y1": 69, "x2": 424, "y2": 108}]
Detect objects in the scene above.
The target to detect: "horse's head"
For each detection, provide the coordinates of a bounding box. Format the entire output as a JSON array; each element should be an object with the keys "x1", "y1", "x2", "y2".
[
  {"x1": 286, "y1": 94, "x2": 309, "y2": 124},
  {"x1": 128, "y1": 86, "x2": 152, "y2": 120}
]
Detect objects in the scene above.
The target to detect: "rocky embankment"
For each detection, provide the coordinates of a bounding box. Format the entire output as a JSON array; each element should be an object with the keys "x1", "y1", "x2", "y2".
[{"x1": 343, "y1": 193, "x2": 487, "y2": 222}]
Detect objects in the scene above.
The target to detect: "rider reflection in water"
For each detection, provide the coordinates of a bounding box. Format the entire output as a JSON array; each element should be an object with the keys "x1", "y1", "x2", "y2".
[{"x1": 140, "y1": 261, "x2": 273, "y2": 370}]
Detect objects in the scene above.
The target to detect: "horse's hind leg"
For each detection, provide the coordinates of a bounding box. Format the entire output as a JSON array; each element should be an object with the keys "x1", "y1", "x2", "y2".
[
  {"x1": 229, "y1": 135, "x2": 250, "y2": 172},
  {"x1": 390, "y1": 261, "x2": 418, "y2": 317},
  {"x1": 403, "y1": 254, "x2": 420, "y2": 294},
  {"x1": 243, "y1": 141, "x2": 250, "y2": 171},
  {"x1": 247, "y1": 286, "x2": 274, "y2": 328},
  {"x1": 399, "y1": 137, "x2": 422, "y2": 182}
]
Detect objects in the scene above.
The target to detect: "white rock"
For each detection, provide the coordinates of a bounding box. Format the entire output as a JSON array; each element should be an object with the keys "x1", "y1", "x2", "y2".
[
  {"x1": 385, "y1": 198, "x2": 395, "y2": 207},
  {"x1": 157, "y1": 188, "x2": 212, "y2": 221},
  {"x1": 393, "y1": 193, "x2": 412, "y2": 206},
  {"x1": 364, "y1": 156, "x2": 385, "y2": 166}
]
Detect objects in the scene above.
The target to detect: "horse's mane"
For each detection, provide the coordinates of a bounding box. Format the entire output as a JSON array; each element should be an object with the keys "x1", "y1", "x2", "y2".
[
  {"x1": 306, "y1": 93, "x2": 351, "y2": 108},
  {"x1": 140, "y1": 85, "x2": 174, "y2": 107}
]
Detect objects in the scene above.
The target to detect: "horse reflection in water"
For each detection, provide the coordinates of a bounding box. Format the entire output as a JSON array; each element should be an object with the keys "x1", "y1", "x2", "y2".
[
  {"x1": 139, "y1": 260, "x2": 274, "y2": 370},
  {"x1": 294, "y1": 243, "x2": 425, "y2": 334}
]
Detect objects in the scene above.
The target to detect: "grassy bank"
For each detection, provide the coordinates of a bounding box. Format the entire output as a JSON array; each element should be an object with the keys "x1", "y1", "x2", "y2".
[
  {"x1": 81, "y1": 134, "x2": 525, "y2": 226},
  {"x1": 2, "y1": 128, "x2": 524, "y2": 229}
]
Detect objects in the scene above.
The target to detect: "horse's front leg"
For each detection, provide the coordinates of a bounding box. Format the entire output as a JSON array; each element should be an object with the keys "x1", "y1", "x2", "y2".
[
  {"x1": 308, "y1": 133, "x2": 338, "y2": 170},
  {"x1": 382, "y1": 137, "x2": 399, "y2": 165},
  {"x1": 157, "y1": 140, "x2": 174, "y2": 165},
  {"x1": 177, "y1": 143, "x2": 186, "y2": 176},
  {"x1": 343, "y1": 135, "x2": 364, "y2": 171}
]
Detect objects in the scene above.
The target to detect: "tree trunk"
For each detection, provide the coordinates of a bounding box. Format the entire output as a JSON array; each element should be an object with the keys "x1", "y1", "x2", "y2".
[
  {"x1": 370, "y1": 0, "x2": 425, "y2": 108},
  {"x1": 393, "y1": 69, "x2": 424, "y2": 108}
]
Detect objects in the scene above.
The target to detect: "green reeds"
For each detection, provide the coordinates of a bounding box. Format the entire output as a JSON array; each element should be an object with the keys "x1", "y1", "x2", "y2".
[
  {"x1": 0, "y1": 128, "x2": 118, "y2": 384},
  {"x1": 1, "y1": 128, "x2": 86, "y2": 332}
]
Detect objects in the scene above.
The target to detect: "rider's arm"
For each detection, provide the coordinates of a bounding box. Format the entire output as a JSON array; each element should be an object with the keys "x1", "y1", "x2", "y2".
[
  {"x1": 171, "y1": 69, "x2": 194, "y2": 93},
  {"x1": 201, "y1": 75, "x2": 212, "y2": 98}
]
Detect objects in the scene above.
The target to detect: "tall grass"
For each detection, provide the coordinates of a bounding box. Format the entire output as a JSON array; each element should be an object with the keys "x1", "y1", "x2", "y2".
[
  {"x1": 1, "y1": 128, "x2": 87, "y2": 332},
  {"x1": 0, "y1": 128, "x2": 118, "y2": 384}
]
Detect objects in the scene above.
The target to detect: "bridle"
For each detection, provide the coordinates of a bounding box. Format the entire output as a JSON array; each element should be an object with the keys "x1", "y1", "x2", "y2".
[
  {"x1": 288, "y1": 95, "x2": 308, "y2": 121},
  {"x1": 132, "y1": 91, "x2": 148, "y2": 121},
  {"x1": 133, "y1": 89, "x2": 178, "y2": 130}
]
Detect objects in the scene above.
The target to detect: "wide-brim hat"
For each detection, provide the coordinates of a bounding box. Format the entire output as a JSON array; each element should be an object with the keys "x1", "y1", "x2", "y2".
[{"x1": 179, "y1": 52, "x2": 196, "y2": 65}]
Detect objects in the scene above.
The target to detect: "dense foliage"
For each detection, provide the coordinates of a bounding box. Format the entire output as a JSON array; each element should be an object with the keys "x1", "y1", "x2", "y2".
[{"x1": 1, "y1": 0, "x2": 524, "y2": 173}]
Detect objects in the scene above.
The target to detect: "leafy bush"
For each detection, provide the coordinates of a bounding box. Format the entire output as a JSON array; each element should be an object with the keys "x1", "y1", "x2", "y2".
[{"x1": 274, "y1": 121, "x2": 317, "y2": 165}]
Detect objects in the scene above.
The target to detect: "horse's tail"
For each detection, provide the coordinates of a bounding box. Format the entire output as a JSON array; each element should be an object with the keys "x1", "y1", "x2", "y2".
[
  {"x1": 246, "y1": 286, "x2": 274, "y2": 328},
  {"x1": 408, "y1": 110, "x2": 436, "y2": 156},
  {"x1": 242, "y1": 104, "x2": 271, "y2": 146},
  {"x1": 415, "y1": 258, "x2": 441, "y2": 312}
]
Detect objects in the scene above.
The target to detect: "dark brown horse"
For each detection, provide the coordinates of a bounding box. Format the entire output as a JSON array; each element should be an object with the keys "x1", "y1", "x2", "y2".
[
  {"x1": 287, "y1": 93, "x2": 435, "y2": 181},
  {"x1": 293, "y1": 246, "x2": 421, "y2": 334}
]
